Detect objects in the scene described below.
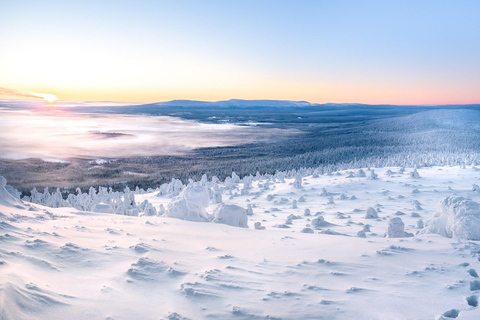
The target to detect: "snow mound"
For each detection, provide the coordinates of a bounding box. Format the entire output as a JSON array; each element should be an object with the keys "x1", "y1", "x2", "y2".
[
  {"x1": 365, "y1": 207, "x2": 378, "y2": 219},
  {"x1": 422, "y1": 197, "x2": 480, "y2": 240},
  {"x1": 386, "y1": 217, "x2": 405, "y2": 238},
  {"x1": 165, "y1": 185, "x2": 210, "y2": 222},
  {"x1": 0, "y1": 176, "x2": 25, "y2": 209},
  {"x1": 90, "y1": 202, "x2": 114, "y2": 214},
  {"x1": 213, "y1": 204, "x2": 248, "y2": 228}
]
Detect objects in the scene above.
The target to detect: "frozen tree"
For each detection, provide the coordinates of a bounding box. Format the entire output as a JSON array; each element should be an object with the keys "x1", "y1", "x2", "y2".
[
  {"x1": 368, "y1": 170, "x2": 378, "y2": 180},
  {"x1": 365, "y1": 207, "x2": 378, "y2": 219},
  {"x1": 410, "y1": 168, "x2": 421, "y2": 179},
  {"x1": 293, "y1": 175, "x2": 303, "y2": 189}
]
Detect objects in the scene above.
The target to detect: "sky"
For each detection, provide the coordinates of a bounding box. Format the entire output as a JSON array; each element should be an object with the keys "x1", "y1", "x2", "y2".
[{"x1": 0, "y1": 0, "x2": 479, "y2": 105}]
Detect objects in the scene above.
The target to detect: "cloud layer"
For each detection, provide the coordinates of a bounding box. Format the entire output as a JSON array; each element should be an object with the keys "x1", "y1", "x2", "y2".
[{"x1": 0, "y1": 108, "x2": 298, "y2": 161}]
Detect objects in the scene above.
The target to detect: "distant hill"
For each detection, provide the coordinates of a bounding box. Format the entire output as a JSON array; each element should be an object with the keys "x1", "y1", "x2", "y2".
[{"x1": 155, "y1": 99, "x2": 320, "y2": 108}]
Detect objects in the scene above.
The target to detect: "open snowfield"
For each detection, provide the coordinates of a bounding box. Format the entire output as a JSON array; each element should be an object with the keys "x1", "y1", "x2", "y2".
[{"x1": 2, "y1": 166, "x2": 480, "y2": 319}]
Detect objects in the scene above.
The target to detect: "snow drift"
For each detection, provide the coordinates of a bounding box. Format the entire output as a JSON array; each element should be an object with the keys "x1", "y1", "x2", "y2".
[
  {"x1": 0, "y1": 176, "x2": 25, "y2": 209},
  {"x1": 422, "y1": 197, "x2": 480, "y2": 240}
]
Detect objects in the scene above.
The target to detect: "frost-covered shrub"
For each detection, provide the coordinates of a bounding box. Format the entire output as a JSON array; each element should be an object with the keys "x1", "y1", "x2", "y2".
[
  {"x1": 246, "y1": 204, "x2": 254, "y2": 216},
  {"x1": 293, "y1": 175, "x2": 303, "y2": 189},
  {"x1": 422, "y1": 197, "x2": 480, "y2": 240},
  {"x1": 91, "y1": 202, "x2": 114, "y2": 214},
  {"x1": 165, "y1": 185, "x2": 210, "y2": 222},
  {"x1": 0, "y1": 176, "x2": 25, "y2": 209},
  {"x1": 410, "y1": 168, "x2": 420, "y2": 179},
  {"x1": 254, "y1": 222, "x2": 265, "y2": 230},
  {"x1": 368, "y1": 170, "x2": 378, "y2": 180},
  {"x1": 365, "y1": 207, "x2": 378, "y2": 219},
  {"x1": 386, "y1": 217, "x2": 405, "y2": 238},
  {"x1": 291, "y1": 200, "x2": 298, "y2": 209},
  {"x1": 213, "y1": 204, "x2": 248, "y2": 228},
  {"x1": 311, "y1": 216, "x2": 327, "y2": 228}
]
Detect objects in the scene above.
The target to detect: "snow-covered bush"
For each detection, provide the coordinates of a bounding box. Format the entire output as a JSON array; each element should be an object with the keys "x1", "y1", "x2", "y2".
[
  {"x1": 386, "y1": 217, "x2": 405, "y2": 238},
  {"x1": 293, "y1": 175, "x2": 303, "y2": 189},
  {"x1": 165, "y1": 185, "x2": 210, "y2": 222},
  {"x1": 368, "y1": 170, "x2": 378, "y2": 180},
  {"x1": 254, "y1": 222, "x2": 265, "y2": 230},
  {"x1": 91, "y1": 202, "x2": 114, "y2": 214},
  {"x1": 410, "y1": 168, "x2": 420, "y2": 179},
  {"x1": 0, "y1": 176, "x2": 25, "y2": 209},
  {"x1": 422, "y1": 197, "x2": 480, "y2": 240},
  {"x1": 213, "y1": 204, "x2": 248, "y2": 228},
  {"x1": 365, "y1": 207, "x2": 378, "y2": 219},
  {"x1": 246, "y1": 204, "x2": 254, "y2": 216}
]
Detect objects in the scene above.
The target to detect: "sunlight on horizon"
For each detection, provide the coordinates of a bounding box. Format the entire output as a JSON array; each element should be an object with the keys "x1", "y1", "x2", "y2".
[
  {"x1": 29, "y1": 91, "x2": 57, "y2": 103},
  {"x1": 1, "y1": 1, "x2": 479, "y2": 105}
]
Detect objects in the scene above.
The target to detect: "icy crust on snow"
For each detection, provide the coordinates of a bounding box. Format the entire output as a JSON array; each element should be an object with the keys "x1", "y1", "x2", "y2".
[
  {"x1": 166, "y1": 185, "x2": 210, "y2": 222},
  {"x1": 423, "y1": 197, "x2": 480, "y2": 240}
]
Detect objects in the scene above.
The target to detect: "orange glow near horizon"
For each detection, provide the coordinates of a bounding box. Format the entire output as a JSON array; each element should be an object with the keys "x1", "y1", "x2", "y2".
[
  {"x1": 1, "y1": 2, "x2": 480, "y2": 107},
  {"x1": 1, "y1": 82, "x2": 479, "y2": 106},
  {"x1": 12, "y1": 82, "x2": 476, "y2": 106},
  {"x1": 2, "y1": 70, "x2": 479, "y2": 106}
]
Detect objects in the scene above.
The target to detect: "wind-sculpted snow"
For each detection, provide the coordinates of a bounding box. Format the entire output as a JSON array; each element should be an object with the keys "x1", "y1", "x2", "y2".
[
  {"x1": 3, "y1": 165, "x2": 480, "y2": 319},
  {"x1": 423, "y1": 197, "x2": 480, "y2": 240},
  {"x1": 0, "y1": 280, "x2": 73, "y2": 320},
  {"x1": 0, "y1": 176, "x2": 25, "y2": 209}
]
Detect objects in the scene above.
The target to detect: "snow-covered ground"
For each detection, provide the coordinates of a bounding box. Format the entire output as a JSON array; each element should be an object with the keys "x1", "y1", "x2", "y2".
[{"x1": 2, "y1": 166, "x2": 480, "y2": 319}]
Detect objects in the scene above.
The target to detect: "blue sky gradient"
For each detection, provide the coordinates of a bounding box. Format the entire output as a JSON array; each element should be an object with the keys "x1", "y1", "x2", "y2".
[{"x1": 1, "y1": 0, "x2": 479, "y2": 104}]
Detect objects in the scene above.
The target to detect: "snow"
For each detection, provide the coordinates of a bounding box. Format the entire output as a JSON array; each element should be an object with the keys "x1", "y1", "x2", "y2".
[
  {"x1": 423, "y1": 197, "x2": 480, "y2": 240},
  {"x1": 165, "y1": 185, "x2": 210, "y2": 222},
  {"x1": 365, "y1": 207, "x2": 378, "y2": 219},
  {"x1": 0, "y1": 176, "x2": 25, "y2": 209},
  {"x1": 213, "y1": 204, "x2": 248, "y2": 228},
  {"x1": 91, "y1": 202, "x2": 115, "y2": 214},
  {"x1": 386, "y1": 217, "x2": 406, "y2": 238},
  {"x1": 2, "y1": 166, "x2": 480, "y2": 319}
]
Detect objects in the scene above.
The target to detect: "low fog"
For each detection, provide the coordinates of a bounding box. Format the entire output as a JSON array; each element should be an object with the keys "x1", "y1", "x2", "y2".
[{"x1": 0, "y1": 109, "x2": 299, "y2": 160}]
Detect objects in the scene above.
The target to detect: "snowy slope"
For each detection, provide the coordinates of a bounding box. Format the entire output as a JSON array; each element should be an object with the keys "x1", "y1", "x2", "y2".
[
  {"x1": 2, "y1": 166, "x2": 480, "y2": 319},
  {"x1": 371, "y1": 109, "x2": 480, "y2": 132}
]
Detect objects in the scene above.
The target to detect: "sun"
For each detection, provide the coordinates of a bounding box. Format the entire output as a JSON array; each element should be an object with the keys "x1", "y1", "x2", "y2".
[
  {"x1": 42, "y1": 94, "x2": 57, "y2": 103},
  {"x1": 29, "y1": 91, "x2": 57, "y2": 103}
]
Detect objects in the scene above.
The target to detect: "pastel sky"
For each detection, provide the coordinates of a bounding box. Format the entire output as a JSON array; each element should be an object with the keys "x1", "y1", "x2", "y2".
[{"x1": 1, "y1": 0, "x2": 479, "y2": 105}]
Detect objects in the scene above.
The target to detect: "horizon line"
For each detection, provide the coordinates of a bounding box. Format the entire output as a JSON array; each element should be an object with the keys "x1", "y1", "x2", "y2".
[{"x1": 1, "y1": 97, "x2": 480, "y2": 108}]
